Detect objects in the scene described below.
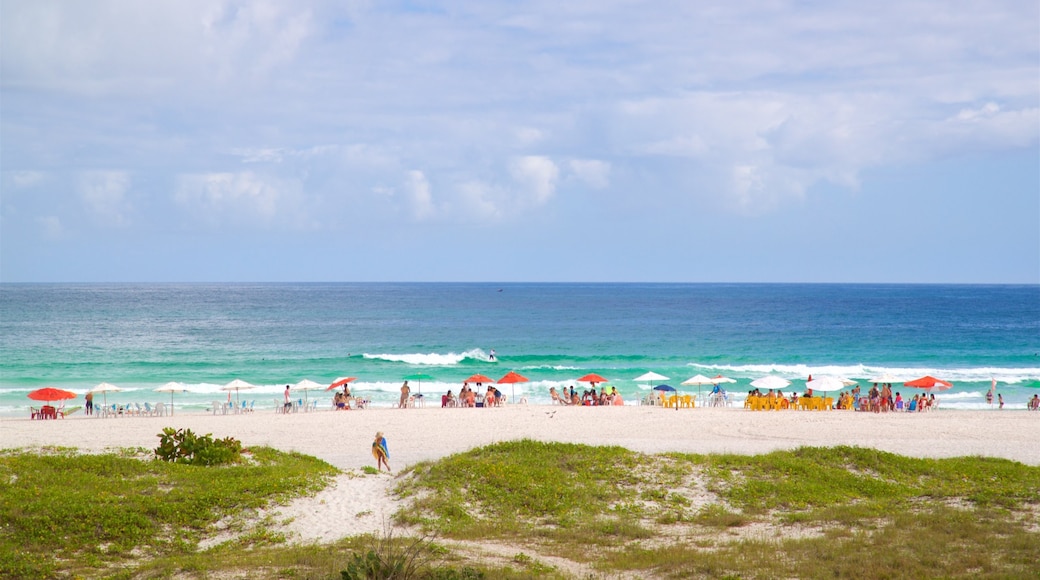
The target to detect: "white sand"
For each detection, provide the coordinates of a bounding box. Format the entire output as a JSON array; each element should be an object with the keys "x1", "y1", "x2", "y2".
[{"x1": 3, "y1": 405, "x2": 1037, "y2": 543}]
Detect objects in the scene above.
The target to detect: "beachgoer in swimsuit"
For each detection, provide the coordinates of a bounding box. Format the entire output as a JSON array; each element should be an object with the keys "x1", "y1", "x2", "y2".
[{"x1": 372, "y1": 432, "x2": 390, "y2": 472}]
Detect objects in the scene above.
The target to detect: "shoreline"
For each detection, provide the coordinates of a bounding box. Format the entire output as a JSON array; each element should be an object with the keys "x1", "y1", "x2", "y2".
[{"x1": 4, "y1": 405, "x2": 1038, "y2": 468}]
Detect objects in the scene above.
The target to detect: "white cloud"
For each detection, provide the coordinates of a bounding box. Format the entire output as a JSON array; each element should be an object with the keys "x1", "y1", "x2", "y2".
[
  {"x1": 509, "y1": 156, "x2": 559, "y2": 206},
  {"x1": 11, "y1": 171, "x2": 45, "y2": 188},
  {"x1": 174, "y1": 171, "x2": 306, "y2": 227},
  {"x1": 79, "y1": 170, "x2": 132, "y2": 226},
  {"x1": 568, "y1": 159, "x2": 611, "y2": 189},
  {"x1": 405, "y1": 170, "x2": 436, "y2": 221},
  {"x1": 37, "y1": 215, "x2": 64, "y2": 240}
]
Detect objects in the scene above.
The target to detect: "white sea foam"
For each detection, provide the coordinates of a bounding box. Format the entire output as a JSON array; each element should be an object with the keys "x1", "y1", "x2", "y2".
[
  {"x1": 686, "y1": 363, "x2": 1039, "y2": 384},
  {"x1": 362, "y1": 349, "x2": 489, "y2": 366}
]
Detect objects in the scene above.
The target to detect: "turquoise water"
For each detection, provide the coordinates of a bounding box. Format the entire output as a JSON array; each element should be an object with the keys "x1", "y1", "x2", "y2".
[{"x1": 1, "y1": 283, "x2": 1037, "y2": 415}]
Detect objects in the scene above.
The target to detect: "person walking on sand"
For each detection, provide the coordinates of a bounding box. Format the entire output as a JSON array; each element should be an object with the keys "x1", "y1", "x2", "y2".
[
  {"x1": 399, "y1": 381, "x2": 410, "y2": 408},
  {"x1": 998, "y1": 393, "x2": 1004, "y2": 409},
  {"x1": 372, "y1": 431, "x2": 390, "y2": 472}
]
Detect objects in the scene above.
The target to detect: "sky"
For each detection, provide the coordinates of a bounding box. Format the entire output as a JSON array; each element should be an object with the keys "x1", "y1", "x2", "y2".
[{"x1": 1, "y1": 0, "x2": 1038, "y2": 283}]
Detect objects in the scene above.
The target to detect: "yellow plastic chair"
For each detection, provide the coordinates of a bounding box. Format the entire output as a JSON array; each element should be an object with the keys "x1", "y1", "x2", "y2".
[{"x1": 681, "y1": 394, "x2": 693, "y2": 408}]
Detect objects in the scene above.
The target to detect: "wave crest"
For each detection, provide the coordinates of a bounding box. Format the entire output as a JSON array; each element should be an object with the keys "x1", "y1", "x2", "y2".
[{"x1": 362, "y1": 349, "x2": 489, "y2": 366}]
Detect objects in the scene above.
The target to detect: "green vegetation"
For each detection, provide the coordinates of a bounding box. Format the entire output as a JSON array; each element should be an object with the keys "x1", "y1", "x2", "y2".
[
  {"x1": 154, "y1": 427, "x2": 243, "y2": 466},
  {"x1": 1, "y1": 440, "x2": 1037, "y2": 578},
  {"x1": 0, "y1": 445, "x2": 336, "y2": 578},
  {"x1": 398, "y1": 441, "x2": 1040, "y2": 578}
]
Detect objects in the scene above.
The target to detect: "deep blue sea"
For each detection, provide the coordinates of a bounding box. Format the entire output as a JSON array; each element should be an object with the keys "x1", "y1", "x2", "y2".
[{"x1": 1, "y1": 283, "x2": 1038, "y2": 415}]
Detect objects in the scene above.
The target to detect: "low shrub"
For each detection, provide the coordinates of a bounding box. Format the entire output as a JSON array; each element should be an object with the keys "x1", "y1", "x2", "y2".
[{"x1": 154, "y1": 427, "x2": 242, "y2": 466}]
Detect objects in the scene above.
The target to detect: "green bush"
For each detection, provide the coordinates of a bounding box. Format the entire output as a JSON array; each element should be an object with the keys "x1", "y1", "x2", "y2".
[{"x1": 154, "y1": 427, "x2": 243, "y2": 466}]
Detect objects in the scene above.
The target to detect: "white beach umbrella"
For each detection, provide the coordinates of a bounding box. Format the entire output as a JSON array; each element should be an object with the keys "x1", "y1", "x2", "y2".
[
  {"x1": 634, "y1": 371, "x2": 670, "y2": 389},
  {"x1": 294, "y1": 379, "x2": 325, "y2": 407},
  {"x1": 750, "y1": 376, "x2": 791, "y2": 391},
  {"x1": 868, "y1": 373, "x2": 902, "y2": 384},
  {"x1": 154, "y1": 382, "x2": 190, "y2": 416},
  {"x1": 681, "y1": 374, "x2": 718, "y2": 398},
  {"x1": 89, "y1": 382, "x2": 124, "y2": 407},
  {"x1": 805, "y1": 376, "x2": 847, "y2": 393},
  {"x1": 221, "y1": 379, "x2": 255, "y2": 406}
]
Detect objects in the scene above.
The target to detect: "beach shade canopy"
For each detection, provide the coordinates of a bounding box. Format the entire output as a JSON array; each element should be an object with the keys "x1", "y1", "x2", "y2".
[
  {"x1": 868, "y1": 373, "x2": 902, "y2": 384},
  {"x1": 750, "y1": 376, "x2": 791, "y2": 391},
  {"x1": 327, "y1": 377, "x2": 358, "y2": 391},
  {"x1": 576, "y1": 373, "x2": 609, "y2": 384},
  {"x1": 805, "y1": 376, "x2": 847, "y2": 393},
  {"x1": 464, "y1": 374, "x2": 495, "y2": 386},
  {"x1": 634, "y1": 371, "x2": 670, "y2": 386},
  {"x1": 497, "y1": 371, "x2": 530, "y2": 403},
  {"x1": 404, "y1": 373, "x2": 435, "y2": 394},
  {"x1": 89, "y1": 382, "x2": 124, "y2": 407},
  {"x1": 681, "y1": 374, "x2": 719, "y2": 398},
  {"x1": 221, "y1": 379, "x2": 255, "y2": 405},
  {"x1": 294, "y1": 379, "x2": 325, "y2": 406},
  {"x1": 28, "y1": 387, "x2": 77, "y2": 404},
  {"x1": 652, "y1": 384, "x2": 676, "y2": 392},
  {"x1": 904, "y1": 376, "x2": 953, "y2": 392},
  {"x1": 154, "y1": 382, "x2": 189, "y2": 415}
]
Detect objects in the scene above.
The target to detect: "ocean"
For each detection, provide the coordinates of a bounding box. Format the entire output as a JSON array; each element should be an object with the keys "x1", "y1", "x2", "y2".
[{"x1": 1, "y1": 283, "x2": 1037, "y2": 416}]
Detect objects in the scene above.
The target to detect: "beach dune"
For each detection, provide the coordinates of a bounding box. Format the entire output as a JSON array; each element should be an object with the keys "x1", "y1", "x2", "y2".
[{"x1": 5, "y1": 406, "x2": 1037, "y2": 544}]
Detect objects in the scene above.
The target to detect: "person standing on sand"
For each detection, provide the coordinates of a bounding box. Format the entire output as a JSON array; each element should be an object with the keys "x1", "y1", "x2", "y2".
[
  {"x1": 399, "y1": 381, "x2": 410, "y2": 408},
  {"x1": 372, "y1": 431, "x2": 390, "y2": 472},
  {"x1": 998, "y1": 393, "x2": 1004, "y2": 409},
  {"x1": 85, "y1": 392, "x2": 94, "y2": 416}
]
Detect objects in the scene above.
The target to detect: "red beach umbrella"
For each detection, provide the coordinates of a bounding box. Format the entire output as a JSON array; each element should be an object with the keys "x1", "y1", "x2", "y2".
[
  {"x1": 465, "y1": 374, "x2": 495, "y2": 385},
  {"x1": 28, "y1": 387, "x2": 77, "y2": 403},
  {"x1": 903, "y1": 376, "x2": 953, "y2": 392},
  {"x1": 497, "y1": 371, "x2": 530, "y2": 404},
  {"x1": 327, "y1": 377, "x2": 358, "y2": 391},
  {"x1": 576, "y1": 373, "x2": 609, "y2": 384}
]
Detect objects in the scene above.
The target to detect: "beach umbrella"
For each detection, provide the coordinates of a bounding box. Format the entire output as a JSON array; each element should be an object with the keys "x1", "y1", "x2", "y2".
[
  {"x1": 221, "y1": 379, "x2": 255, "y2": 406},
  {"x1": 154, "y1": 382, "x2": 189, "y2": 416},
  {"x1": 28, "y1": 387, "x2": 77, "y2": 404},
  {"x1": 497, "y1": 371, "x2": 529, "y2": 403},
  {"x1": 404, "y1": 373, "x2": 435, "y2": 394},
  {"x1": 750, "y1": 376, "x2": 791, "y2": 391},
  {"x1": 89, "y1": 382, "x2": 124, "y2": 407},
  {"x1": 805, "y1": 376, "x2": 847, "y2": 393},
  {"x1": 327, "y1": 377, "x2": 358, "y2": 391},
  {"x1": 464, "y1": 374, "x2": 495, "y2": 386},
  {"x1": 904, "y1": 376, "x2": 953, "y2": 393},
  {"x1": 635, "y1": 371, "x2": 670, "y2": 389},
  {"x1": 652, "y1": 384, "x2": 679, "y2": 409},
  {"x1": 576, "y1": 373, "x2": 609, "y2": 387},
  {"x1": 295, "y1": 379, "x2": 325, "y2": 407},
  {"x1": 868, "y1": 373, "x2": 902, "y2": 384},
  {"x1": 682, "y1": 374, "x2": 718, "y2": 399}
]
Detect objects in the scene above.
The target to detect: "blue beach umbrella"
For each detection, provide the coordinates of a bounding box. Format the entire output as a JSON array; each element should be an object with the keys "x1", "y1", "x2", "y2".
[{"x1": 653, "y1": 384, "x2": 678, "y2": 410}]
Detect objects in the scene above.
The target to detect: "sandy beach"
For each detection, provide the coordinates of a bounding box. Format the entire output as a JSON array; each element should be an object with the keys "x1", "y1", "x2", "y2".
[{"x1": 4, "y1": 406, "x2": 1037, "y2": 544}]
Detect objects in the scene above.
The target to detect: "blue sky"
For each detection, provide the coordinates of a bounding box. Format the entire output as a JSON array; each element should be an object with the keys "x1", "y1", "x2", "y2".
[{"x1": 2, "y1": 1, "x2": 1037, "y2": 283}]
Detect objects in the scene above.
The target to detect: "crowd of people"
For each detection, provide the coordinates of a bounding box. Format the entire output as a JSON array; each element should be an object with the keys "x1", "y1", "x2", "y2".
[
  {"x1": 439, "y1": 383, "x2": 505, "y2": 408},
  {"x1": 548, "y1": 385, "x2": 624, "y2": 406},
  {"x1": 744, "y1": 383, "x2": 942, "y2": 412}
]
